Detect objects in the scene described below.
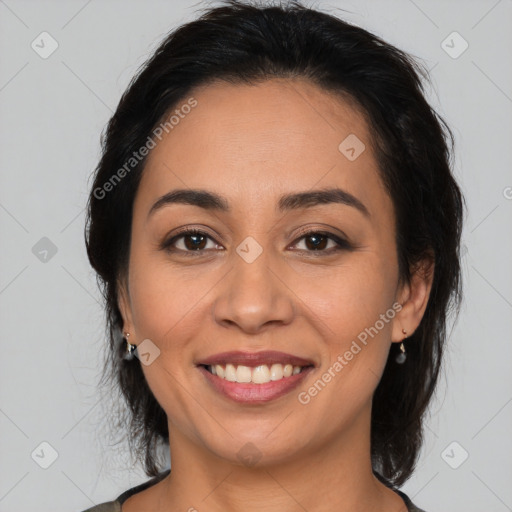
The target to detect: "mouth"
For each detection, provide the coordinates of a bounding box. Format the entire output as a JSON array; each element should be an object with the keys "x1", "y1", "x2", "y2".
[
  {"x1": 200, "y1": 362, "x2": 310, "y2": 384},
  {"x1": 196, "y1": 350, "x2": 316, "y2": 403}
]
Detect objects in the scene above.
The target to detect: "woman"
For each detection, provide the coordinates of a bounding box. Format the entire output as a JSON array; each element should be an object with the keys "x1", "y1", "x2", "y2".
[{"x1": 82, "y1": 1, "x2": 464, "y2": 510}]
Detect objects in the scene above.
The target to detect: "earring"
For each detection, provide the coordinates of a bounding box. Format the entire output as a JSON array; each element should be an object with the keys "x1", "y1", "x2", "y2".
[
  {"x1": 395, "y1": 328, "x2": 407, "y2": 364},
  {"x1": 123, "y1": 331, "x2": 136, "y2": 360}
]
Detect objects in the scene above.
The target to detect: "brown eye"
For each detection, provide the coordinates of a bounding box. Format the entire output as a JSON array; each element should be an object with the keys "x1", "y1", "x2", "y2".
[
  {"x1": 162, "y1": 228, "x2": 351, "y2": 256},
  {"x1": 182, "y1": 232, "x2": 208, "y2": 250},
  {"x1": 163, "y1": 229, "x2": 221, "y2": 254},
  {"x1": 303, "y1": 233, "x2": 330, "y2": 250},
  {"x1": 291, "y1": 230, "x2": 351, "y2": 254}
]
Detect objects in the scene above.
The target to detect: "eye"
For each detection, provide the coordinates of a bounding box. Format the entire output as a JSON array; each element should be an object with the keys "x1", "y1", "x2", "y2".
[
  {"x1": 161, "y1": 228, "x2": 351, "y2": 256},
  {"x1": 163, "y1": 228, "x2": 222, "y2": 254},
  {"x1": 291, "y1": 229, "x2": 351, "y2": 254}
]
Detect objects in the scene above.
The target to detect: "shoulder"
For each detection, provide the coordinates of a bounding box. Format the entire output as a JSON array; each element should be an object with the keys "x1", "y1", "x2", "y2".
[
  {"x1": 78, "y1": 469, "x2": 171, "y2": 512},
  {"x1": 78, "y1": 500, "x2": 121, "y2": 512},
  {"x1": 408, "y1": 503, "x2": 427, "y2": 512},
  {"x1": 374, "y1": 472, "x2": 427, "y2": 512},
  {"x1": 395, "y1": 489, "x2": 427, "y2": 512},
  {"x1": 408, "y1": 502, "x2": 427, "y2": 512}
]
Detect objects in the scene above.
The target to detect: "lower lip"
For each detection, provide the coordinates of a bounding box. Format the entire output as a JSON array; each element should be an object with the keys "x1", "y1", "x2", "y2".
[{"x1": 198, "y1": 365, "x2": 314, "y2": 403}]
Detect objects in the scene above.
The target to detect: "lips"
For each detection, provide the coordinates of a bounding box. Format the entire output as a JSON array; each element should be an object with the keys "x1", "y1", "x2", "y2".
[
  {"x1": 196, "y1": 350, "x2": 316, "y2": 403},
  {"x1": 198, "y1": 364, "x2": 314, "y2": 403},
  {"x1": 197, "y1": 350, "x2": 315, "y2": 368}
]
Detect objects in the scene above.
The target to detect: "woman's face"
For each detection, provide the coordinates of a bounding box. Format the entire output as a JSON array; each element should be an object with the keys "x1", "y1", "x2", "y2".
[{"x1": 118, "y1": 78, "x2": 429, "y2": 466}]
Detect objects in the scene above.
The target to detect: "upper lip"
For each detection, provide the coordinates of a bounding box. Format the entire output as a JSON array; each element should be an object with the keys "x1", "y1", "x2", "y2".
[{"x1": 197, "y1": 350, "x2": 316, "y2": 368}]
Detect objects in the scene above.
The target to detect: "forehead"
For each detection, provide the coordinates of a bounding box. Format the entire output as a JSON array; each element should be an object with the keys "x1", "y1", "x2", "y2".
[{"x1": 136, "y1": 78, "x2": 388, "y2": 219}]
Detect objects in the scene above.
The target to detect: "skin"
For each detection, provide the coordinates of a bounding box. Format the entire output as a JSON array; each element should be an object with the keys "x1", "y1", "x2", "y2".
[{"x1": 118, "y1": 78, "x2": 434, "y2": 512}]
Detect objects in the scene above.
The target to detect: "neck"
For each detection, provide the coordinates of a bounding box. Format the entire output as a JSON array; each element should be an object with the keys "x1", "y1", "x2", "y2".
[{"x1": 157, "y1": 406, "x2": 406, "y2": 512}]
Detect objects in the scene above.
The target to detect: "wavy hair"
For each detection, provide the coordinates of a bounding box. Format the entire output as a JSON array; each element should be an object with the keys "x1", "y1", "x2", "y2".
[{"x1": 84, "y1": 0, "x2": 464, "y2": 487}]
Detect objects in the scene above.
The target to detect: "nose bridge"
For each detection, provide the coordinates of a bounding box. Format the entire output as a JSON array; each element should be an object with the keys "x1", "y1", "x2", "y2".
[{"x1": 212, "y1": 235, "x2": 295, "y2": 333}]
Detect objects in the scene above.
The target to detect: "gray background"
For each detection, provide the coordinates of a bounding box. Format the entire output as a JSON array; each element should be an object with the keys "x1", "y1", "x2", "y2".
[{"x1": 1, "y1": 0, "x2": 511, "y2": 511}]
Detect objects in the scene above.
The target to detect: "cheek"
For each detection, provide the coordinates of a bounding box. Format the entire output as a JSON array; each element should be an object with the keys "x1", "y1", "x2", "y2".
[
  {"x1": 127, "y1": 256, "x2": 208, "y2": 427},
  {"x1": 127, "y1": 249, "x2": 209, "y2": 347},
  {"x1": 291, "y1": 254, "x2": 398, "y2": 340},
  {"x1": 292, "y1": 255, "x2": 397, "y2": 403}
]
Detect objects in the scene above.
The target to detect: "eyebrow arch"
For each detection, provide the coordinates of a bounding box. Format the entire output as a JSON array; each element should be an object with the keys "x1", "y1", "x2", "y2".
[{"x1": 147, "y1": 187, "x2": 370, "y2": 219}]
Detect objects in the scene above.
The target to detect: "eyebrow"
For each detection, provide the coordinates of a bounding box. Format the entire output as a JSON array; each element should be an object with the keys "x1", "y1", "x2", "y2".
[{"x1": 147, "y1": 187, "x2": 370, "y2": 219}]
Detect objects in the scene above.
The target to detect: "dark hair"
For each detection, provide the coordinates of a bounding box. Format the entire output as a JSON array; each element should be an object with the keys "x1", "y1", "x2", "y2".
[{"x1": 84, "y1": 0, "x2": 464, "y2": 487}]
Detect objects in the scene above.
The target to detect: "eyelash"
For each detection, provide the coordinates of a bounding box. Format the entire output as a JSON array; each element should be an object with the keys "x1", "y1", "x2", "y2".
[{"x1": 161, "y1": 227, "x2": 352, "y2": 256}]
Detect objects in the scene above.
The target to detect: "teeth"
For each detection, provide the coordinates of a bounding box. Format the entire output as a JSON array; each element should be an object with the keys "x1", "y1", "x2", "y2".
[
  {"x1": 270, "y1": 363, "x2": 283, "y2": 381},
  {"x1": 252, "y1": 365, "x2": 270, "y2": 384},
  {"x1": 208, "y1": 363, "x2": 305, "y2": 384},
  {"x1": 236, "y1": 365, "x2": 252, "y2": 383},
  {"x1": 225, "y1": 363, "x2": 237, "y2": 382}
]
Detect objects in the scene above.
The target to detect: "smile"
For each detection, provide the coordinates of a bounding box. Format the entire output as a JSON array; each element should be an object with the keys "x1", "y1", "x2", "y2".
[
  {"x1": 199, "y1": 365, "x2": 314, "y2": 403},
  {"x1": 197, "y1": 350, "x2": 316, "y2": 403},
  {"x1": 204, "y1": 363, "x2": 307, "y2": 384}
]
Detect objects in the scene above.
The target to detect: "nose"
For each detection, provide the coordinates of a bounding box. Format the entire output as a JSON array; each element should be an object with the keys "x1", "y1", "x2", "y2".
[{"x1": 212, "y1": 246, "x2": 296, "y2": 335}]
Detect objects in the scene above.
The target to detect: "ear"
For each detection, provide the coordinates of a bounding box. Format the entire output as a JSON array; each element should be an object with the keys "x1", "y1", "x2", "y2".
[
  {"x1": 392, "y1": 255, "x2": 435, "y2": 343},
  {"x1": 117, "y1": 277, "x2": 136, "y2": 338}
]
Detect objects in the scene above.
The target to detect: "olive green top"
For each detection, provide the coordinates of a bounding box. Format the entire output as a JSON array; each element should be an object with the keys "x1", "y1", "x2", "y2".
[{"x1": 80, "y1": 469, "x2": 426, "y2": 512}]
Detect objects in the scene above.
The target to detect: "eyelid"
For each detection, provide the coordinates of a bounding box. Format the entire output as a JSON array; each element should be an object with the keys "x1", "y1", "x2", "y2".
[
  {"x1": 289, "y1": 228, "x2": 352, "y2": 253},
  {"x1": 162, "y1": 226, "x2": 223, "y2": 253},
  {"x1": 291, "y1": 225, "x2": 350, "y2": 246},
  {"x1": 161, "y1": 225, "x2": 353, "y2": 255}
]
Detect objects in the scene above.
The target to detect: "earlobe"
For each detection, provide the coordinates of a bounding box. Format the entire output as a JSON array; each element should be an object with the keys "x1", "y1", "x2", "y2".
[
  {"x1": 117, "y1": 278, "x2": 134, "y2": 336},
  {"x1": 392, "y1": 257, "x2": 434, "y2": 343}
]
